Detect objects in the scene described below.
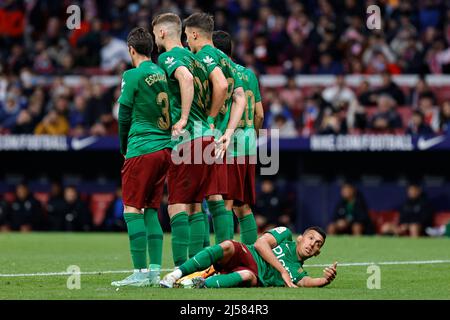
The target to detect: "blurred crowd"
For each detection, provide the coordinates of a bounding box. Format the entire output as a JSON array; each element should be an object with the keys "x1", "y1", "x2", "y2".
[{"x1": 3, "y1": 0, "x2": 450, "y2": 136}]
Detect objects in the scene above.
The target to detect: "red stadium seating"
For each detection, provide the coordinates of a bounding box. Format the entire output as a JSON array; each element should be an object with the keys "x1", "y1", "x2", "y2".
[
  {"x1": 89, "y1": 193, "x2": 115, "y2": 227},
  {"x1": 433, "y1": 212, "x2": 450, "y2": 227},
  {"x1": 369, "y1": 210, "x2": 400, "y2": 234},
  {"x1": 3, "y1": 192, "x2": 15, "y2": 203}
]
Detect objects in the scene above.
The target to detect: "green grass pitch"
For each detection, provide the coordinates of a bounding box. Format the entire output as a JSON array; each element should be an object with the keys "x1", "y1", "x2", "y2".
[{"x1": 1, "y1": 232, "x2": 449, "y2": 300}]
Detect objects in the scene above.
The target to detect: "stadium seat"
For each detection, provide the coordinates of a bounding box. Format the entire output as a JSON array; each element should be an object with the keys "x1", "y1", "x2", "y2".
[
  {"x1": 3, "y1": 192, "x2": 15, "y2": 203},
  {"x1": 397, "y1": 107, "x2": 412, "y2": 127},
  {"x1": 432, "y1": 211, "x2": 450, "y2": 227},
  {"x1": 369, "y1": 210, "x2": 400, "y2": 234},
  {"x1": 89, "y1": 193, "x2": 115, "y2": 227}
]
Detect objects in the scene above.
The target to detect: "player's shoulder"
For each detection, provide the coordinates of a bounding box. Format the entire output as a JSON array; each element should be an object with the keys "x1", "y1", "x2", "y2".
[{"x1": 265, "y1": 226, "x2": 293, "y2": 239}]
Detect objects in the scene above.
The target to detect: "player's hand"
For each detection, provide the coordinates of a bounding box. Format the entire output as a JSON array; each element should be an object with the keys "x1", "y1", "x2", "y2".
[
  {"x1": 215, "y1": 132, "x2": 231, "y2": 159},
  {"x1": 172, "y1": 118, "x2": 187, "y2": 137},
  {"x1": 281, "y1": 271, "x2": 298, "y2": 288},
  {"x1": 323, "y1": 261, "x2": 338, "y2": 284}
]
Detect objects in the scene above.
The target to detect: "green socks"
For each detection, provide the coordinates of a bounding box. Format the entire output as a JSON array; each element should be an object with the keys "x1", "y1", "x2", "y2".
[
  {"x1": 205, "y1": 272, "x2": 244, "y2": 288},
  {"x1": 203, "y1": 210, "x2": 211, "y2": 248},
  {"x1": 227, "y1": 210, "x2": 234, "y2": 240},
  {"x1": 144, "y1": 208, "x2": 163, "y2": 269},
  {"x1": 445, "y1": 223, "x2": 450, "y2": 237},
  {"x1": 179, "y1": 244, "x2": 224, "y2": 275},
  {"x1": 124, "y1": 212, "x2": 147, "y2": 270},
  {"x1": 238, "y1": 213, "x2": 258, "y2": 245},
  {"x1": 189, "y1": 212, "x2": 205, "y2": 258},
  {"x1": 170, "y1": 211, "x2": 189, "y2": 267},
  {"x1": 207, "y1": 200, "x2": 231, "y2": 244}
]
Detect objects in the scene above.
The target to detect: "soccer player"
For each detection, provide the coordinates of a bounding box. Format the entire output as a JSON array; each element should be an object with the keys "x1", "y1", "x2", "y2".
[
  {"x1": 160, "y1": 226, "x2": 338, "y2": 288},
  {"x1": 111, "y1": 27, "x2": 173, "y2": 287},
  {"x1": 151, "y1": 13, "x2": 221, "y2": 265},
  {"x1": 183, "y1": 12, "x2": 247, "y2": 245},
  {"x1": 212, "y1": 30, "x2": 265, "y2": 244}
]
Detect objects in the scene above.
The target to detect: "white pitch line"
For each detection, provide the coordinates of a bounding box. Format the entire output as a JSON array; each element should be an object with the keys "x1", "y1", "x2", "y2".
[{"x1": 1, "y1": 259, "x2": 450, "y2": 278}]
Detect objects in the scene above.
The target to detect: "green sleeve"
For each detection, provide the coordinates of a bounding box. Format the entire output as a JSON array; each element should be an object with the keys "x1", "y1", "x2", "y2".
[
  {"x1": 196, "y1": 48, "x2": 219, "y2": 76},
  {"x1": 118, "y1": 71, "x2": 136, "y2": 107},
  {"x1": 118, "y1": 103, "x2": 132, "y2": 155},
  {"x1": 249, "y1": 70, "x2": 262, "y2": 103},
  {"x1": 233, "y1": 65, "x2": 243, "y2": 90},
  {"x1": 265, "y1": 227, "x2": 293, "y2": 245},
  {"x1": 158, "y1": 52, "x2": 185, "y2": 78}
]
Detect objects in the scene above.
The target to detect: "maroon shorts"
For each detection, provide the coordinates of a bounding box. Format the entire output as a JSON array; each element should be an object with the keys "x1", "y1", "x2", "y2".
[
  {"x1": 121, "y1": 149, "x2": 171, "y2": 209},
  {"x1": 168, "y1": 136, "x2": 222, "y2": 204},
  {"x1": 224, "y1": 156, "x2": 256, "y2": 205},
  {"x1": 213, "y1": 161, "x2": 228, "y2": 196},
  {"x1": 213, "y1": 240, "x2": 259, "y2": 277}
]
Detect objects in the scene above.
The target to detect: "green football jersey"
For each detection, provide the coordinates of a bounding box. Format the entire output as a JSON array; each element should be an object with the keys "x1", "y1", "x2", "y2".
[
  {"x1": 157, "y1": 46, "x2": 212, "y2": 144},
  {"x1": 118, "y1": 60, "x2": 173, "y2": 159},
  {"x1": 195, "y1": 44, "x2": 243, "y2": 135},
  {"x1": 248, "y1": 227, "x2": 308, "y2": 287},
  {"x1": 229, "y1": 65, "x2": 262, "y2": 157}
]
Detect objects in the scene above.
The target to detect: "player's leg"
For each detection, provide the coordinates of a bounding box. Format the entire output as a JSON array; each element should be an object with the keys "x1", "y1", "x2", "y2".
[
  {"x1": 225, "y1": 199, "x2": 235, "y2": 239},
  {"x1": 351, "y1": 222, "x2": 364, "y2": 235},
  {"x1": 168, "y1": 203, "x2": 190, "y2": 267},
  {"x1": 201, "y1": 202, "x2": 211, "y2": 247},
  {"x1": 234, "y1": 203, "x2": 258, "y2": 245},
  {"x1": 112, "y1": 156, "x2": 151, "y2": 287},
  {"x1": 187, "y1": 202, "x2": 206, "y2": 258},
  {"x1": 160, "y1": 240, "x2": 235, "y2": 288},
  {"x1": 206, "y1": 193, "x2": 232, "y2": 244},
  {"x1": 203, "y1": 269, "x2": 257, "y2": 288},
  {"x1": 142, "y1": 153, "x2": 170, "y2": 285}
]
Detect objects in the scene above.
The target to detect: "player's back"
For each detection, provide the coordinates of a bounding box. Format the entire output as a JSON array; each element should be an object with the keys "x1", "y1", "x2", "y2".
[
  {"x1": 157, "y1": 46, "x2": 211, "y2": 137},
  {"x1": 120, "y1": 60, "x2": 172, "y2": 158},
  {"x1": 196, "y1": 45, "x2": 242, "y2": 134}
]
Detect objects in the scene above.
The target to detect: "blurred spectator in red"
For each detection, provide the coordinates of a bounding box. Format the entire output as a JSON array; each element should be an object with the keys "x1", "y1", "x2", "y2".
[
  {"x1": 418, "y1": 95, "x2": 440, "y2": 132},
  {"x1": 279, "y1": 77, "x2": 303, "y2": 117},
  {"x1": 327, "y1": 182, "x2": 372, "y2": 236},
  {"x1": 406, "y1": 110, "x2": 434, "y2": 135},
  {"x1": 439, "y1": 100, "x2": 450, "y2": 134},
  {"x1": 381, "y1": 183, "x2": 433, "y2": 237},
  {"x1": 369, "y1": 94, "x2": 403, "y2": 133}
]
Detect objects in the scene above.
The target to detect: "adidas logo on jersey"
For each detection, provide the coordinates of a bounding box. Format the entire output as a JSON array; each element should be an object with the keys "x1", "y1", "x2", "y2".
[
  {"x1": 203, "y1": 56, "x2": 214, "y2": 66},
  {"x1": 165, "y1": 56, "x2": 176, "y2": 67}
]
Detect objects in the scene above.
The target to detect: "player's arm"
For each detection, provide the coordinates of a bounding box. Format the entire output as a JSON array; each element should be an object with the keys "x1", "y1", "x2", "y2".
[
  {"x1": 173, "y1": 66, "x2": 194, "y2": 136},
  {"x1": 208, "y1": 67, "x2": 228, "y2": 127},
  {"x1": 254, "y1": 101, "x2": 264, "y2": 135},
  {"x1": 253, "y1": 233, "x2": 298, "y2": 288},
  {"x1": 216, "y1": 86, "x2": 246, "y2": 158},
  {"x1": 118, "y1": 103, "x2": 132, "y2": 156},
  {"x1": 297, "y1": 262, "x2": 338, "y2": 288}
]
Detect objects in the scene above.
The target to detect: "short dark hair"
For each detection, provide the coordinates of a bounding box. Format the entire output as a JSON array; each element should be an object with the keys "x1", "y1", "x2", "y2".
[
  {"x1": 183, "y1": 12, "x2": 214, "y2": 34},
  {"x1": 127, "y1": 27, "x2": 153, "y2": 56},
  {"x1": 212, "y1": 30, "x2": 232, "y2": 56},
  {"x1": 303, "y1": 226, "x2": 327, "y2": 244},
  {"x1": 152, "y1": 13, "x2": 182, "y2": 33}
]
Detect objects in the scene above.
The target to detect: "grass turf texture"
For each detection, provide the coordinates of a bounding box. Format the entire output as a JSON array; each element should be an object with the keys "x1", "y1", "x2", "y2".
[{"x1": 0, "y1": 233, "x2": 449, "y2": 300}]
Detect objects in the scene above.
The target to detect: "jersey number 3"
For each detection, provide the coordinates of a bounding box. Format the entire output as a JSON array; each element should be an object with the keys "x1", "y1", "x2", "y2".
[{"x1": 157, "y1": 92, "x2": 171, "y2": 130}]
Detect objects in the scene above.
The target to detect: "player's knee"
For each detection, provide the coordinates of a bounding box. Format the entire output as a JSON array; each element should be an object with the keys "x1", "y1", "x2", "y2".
[
  {"x1": 124, "y1": 205, "x2": 141, "y2": 214},
  {"x1": 220, "y1": 240, "x2": 235, "y2": 254},
  {"x1": 238, "y1": 270, "x2": 257, "y2": 286}
]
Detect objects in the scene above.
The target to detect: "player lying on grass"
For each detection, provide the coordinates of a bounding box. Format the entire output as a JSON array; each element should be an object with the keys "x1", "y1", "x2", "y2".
[{"x1": 160, "y1": 226, "x2": 337, "y2": 288}]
